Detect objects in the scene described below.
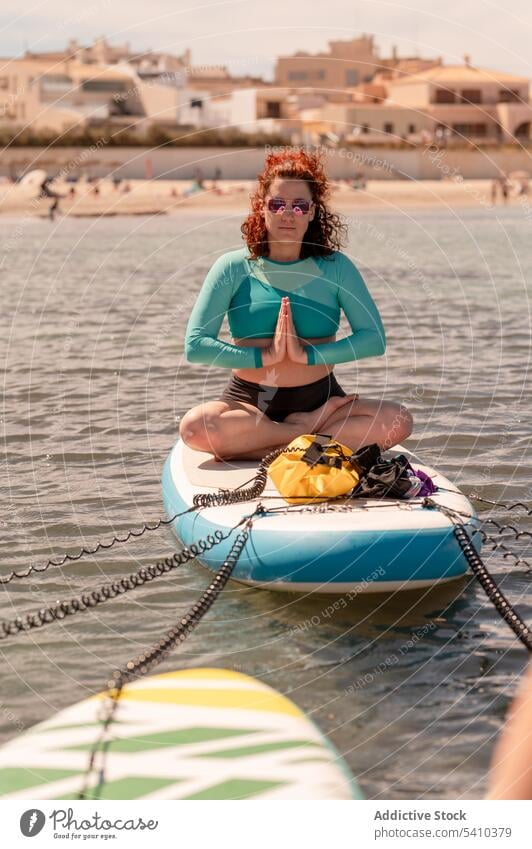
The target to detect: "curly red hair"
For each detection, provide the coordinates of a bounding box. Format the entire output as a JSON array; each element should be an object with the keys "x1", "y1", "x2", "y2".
[{"x1": 241, "y1": 148, "x2": 346, "y2": 259}]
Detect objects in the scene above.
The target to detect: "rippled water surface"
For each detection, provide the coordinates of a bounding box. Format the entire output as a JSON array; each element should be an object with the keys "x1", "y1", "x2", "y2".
[{"x1": 1, "y1": 206, "x2": 531, "y2": 799}]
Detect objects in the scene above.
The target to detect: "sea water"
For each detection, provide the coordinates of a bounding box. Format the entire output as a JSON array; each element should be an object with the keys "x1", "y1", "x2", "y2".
[{"x1": 0, "y1": 206, "x2": 530, "y2": 799}]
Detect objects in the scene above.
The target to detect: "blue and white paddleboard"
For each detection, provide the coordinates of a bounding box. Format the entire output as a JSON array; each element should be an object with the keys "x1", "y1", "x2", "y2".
[{"x1": 162, "y1": 440, "x2": 481, "y2": 593}]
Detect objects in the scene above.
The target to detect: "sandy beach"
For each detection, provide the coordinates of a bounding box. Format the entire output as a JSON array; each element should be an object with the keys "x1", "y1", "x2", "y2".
[{"x1": 0, "y1": 176, "x2": 525, "y2": 218}]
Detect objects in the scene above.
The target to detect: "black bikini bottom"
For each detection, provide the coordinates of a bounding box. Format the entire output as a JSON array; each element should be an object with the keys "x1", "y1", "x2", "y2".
[{"x1": 220, "y1": 373, "x2": 347, "y2": 422}]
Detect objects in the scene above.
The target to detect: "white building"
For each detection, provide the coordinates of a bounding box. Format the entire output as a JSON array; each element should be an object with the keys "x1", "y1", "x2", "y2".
[{"x1": 0, "y1": 57, "x2": 180, "y2": 134}]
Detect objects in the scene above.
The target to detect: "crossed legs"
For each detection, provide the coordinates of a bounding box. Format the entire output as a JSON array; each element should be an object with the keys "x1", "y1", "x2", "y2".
[{"x1": 179, "y1": 393, "x2": 414, "y2": 461}]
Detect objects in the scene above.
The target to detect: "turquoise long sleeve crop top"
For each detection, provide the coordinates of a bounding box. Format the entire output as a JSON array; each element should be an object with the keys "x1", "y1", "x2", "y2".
[{"x1": 184, "y1": 248, "x2": 386, "y2": 369}]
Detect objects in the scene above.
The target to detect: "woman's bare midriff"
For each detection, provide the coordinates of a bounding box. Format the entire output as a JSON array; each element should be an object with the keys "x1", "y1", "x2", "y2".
[{"x1": 233, "y1": 335, "x2": 335, "y2": 387}]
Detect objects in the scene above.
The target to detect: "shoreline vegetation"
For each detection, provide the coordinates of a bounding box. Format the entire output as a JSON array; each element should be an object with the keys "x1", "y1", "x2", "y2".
[
  {"x1": 0, "y1": 176, "x2": 527, "y2": 218},
  {"x1": 2, "y1": 127, "x2": 531, "y2": 150},
  {"x1": 0, "y1": 127, "x2": 290, "y2": 149}
]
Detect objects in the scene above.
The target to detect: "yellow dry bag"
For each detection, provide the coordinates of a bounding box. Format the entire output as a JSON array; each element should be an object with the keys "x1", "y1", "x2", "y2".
[{"x1": 268, "y1": 433, "x2": 364, "y2": 504}]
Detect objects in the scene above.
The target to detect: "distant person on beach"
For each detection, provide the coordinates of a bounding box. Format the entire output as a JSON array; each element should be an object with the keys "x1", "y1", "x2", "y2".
[
  {"x1": 39, "y1": 176, "x2": 63, "y2": 221},
  {"x1": 193, "y1": 167, "x2": 205, "y2": 189},
  {"x1": 48, "y1": 196, "x2": 60, "y2": 221},
  {"x1": 500, "y1": 173, "x2": 510, "y2": 204},
  {"x1": 39, "y1": 176, "x2": 55, "y2": 198},
  {"x1": 212, "y1": 167, "x2": 222, "y2": 194},
  {"x1": 184, "y1": 169, "x2": 206, "y2": 197},
  {"x1": 490, "y1": 179, "x2": 498, "y2": 206},
  {"x1": 487, "y1": 662, "x2": 532, "y2": 799},
  {"x1": 179, "y1": 148, "x2": 412, "y2": 461},
  {"x1": 350, "y1": 171, "x2": 366, "y2": 190}
]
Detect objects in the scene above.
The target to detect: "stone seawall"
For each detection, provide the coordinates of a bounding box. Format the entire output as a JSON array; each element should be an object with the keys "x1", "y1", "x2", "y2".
[{"x1": 1, "y1": 145, "x2": 531, "y2": 181}]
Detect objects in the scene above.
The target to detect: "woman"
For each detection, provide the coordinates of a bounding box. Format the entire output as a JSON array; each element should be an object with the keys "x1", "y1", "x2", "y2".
[{"x1": 180, "y1": 149, "x2": 413, "y2": 460}]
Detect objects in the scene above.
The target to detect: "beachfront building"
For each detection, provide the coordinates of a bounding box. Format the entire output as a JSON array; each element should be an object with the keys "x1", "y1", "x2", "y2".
[
  {"x1": 275, "y1": 35, "x2": 442, "y2": 103},
  {"x1": 173, "y1": 86, "x2": 300, "y2": 140},
  {"x1": 296, "y1": 101, "x2": 431, "y2": 145},
  {"x1": 275, "y1": 34, "x2": 379, "y2": 102},
  {"x1": 179, "y1": 68, "x2": 275, "y2": 131},
  {"x1": 24, "y1": 37, "x2": 191, "y2": 79},
  {"x1": 386, "y1": 62, "x2": 532, "y2": 143},
  {"x1": 0, "y1": 56, "x2": 181, "y2": 135},
  {"x1": 23, "y1": 37, "x2": 132, "y2": 66},
  {"x1": 378, "y1": 52, "x2": 445, "y2": 81},
  {"x1": 221, "y1": 87, "x2": 298, "y2": 137},
  {"x1": 177, "y1": 87, "x2": 232, "y2": 130},
  {"x1": 186, "y1": 66, "x2": 267, "y2": 97},
  {"x1": 181, "y1": 86, "x2": 356, "y2": 141},
  {"x1": 2, "y1": 37, "x2": 277, "y2": 137},
  {"x1": 2, "y1": 36, "x2": 531, "y2": 148},
  {"x1": 290, "y1": 61, "x2": 532, "y2": 146}
]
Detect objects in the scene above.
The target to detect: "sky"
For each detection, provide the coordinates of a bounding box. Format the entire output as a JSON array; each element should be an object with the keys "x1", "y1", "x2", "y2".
[{"x1": 0, "y1": 0, "x2": 531, "y2": 79}]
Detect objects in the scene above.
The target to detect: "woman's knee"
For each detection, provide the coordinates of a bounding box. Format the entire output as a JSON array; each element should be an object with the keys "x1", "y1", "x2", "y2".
[
  {"x1": 382, "y1": 402, "x2": 414, "y2": 447},
  {"x1": 179, "y1": 404, "x2": 224, "y2": 454}
]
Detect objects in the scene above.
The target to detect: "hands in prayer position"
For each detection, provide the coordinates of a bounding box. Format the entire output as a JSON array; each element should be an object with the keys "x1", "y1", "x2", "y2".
[{"x1": 262, "y1": 298, "x2": 308, "y2": 367}]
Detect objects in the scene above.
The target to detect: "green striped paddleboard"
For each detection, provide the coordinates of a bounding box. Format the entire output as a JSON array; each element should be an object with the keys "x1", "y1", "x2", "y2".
[{"x1": 0, "y1": 668, "x2": 361, "y2": 800}]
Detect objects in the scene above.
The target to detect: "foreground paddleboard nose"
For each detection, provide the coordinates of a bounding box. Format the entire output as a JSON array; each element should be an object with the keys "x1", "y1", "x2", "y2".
[{"x1": 0, "y1": 667, "x2": 361, "y2": 800}]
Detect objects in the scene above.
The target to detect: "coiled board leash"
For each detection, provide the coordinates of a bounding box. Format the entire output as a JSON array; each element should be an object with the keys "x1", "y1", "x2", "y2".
[
  {"x1": 78, "y1": 510, "x2": 257, "y2": 801},
  {"x1": 0, "y1": 527, "x2": 232, "y2": 641},
  {"x1": 0, "y1": 505, "x2": 198, "y2": 585},
  {"x1": 453, "y1": 524, "x2": 532, "y2": 652},
  {"x1": 425, "y1": 498, "x2": 532, "y2": 653}
]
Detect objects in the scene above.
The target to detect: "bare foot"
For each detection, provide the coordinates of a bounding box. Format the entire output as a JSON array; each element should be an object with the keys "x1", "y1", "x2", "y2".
[{"x1": 284, "y1": 394, "x2": 357, "y2": 434}]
